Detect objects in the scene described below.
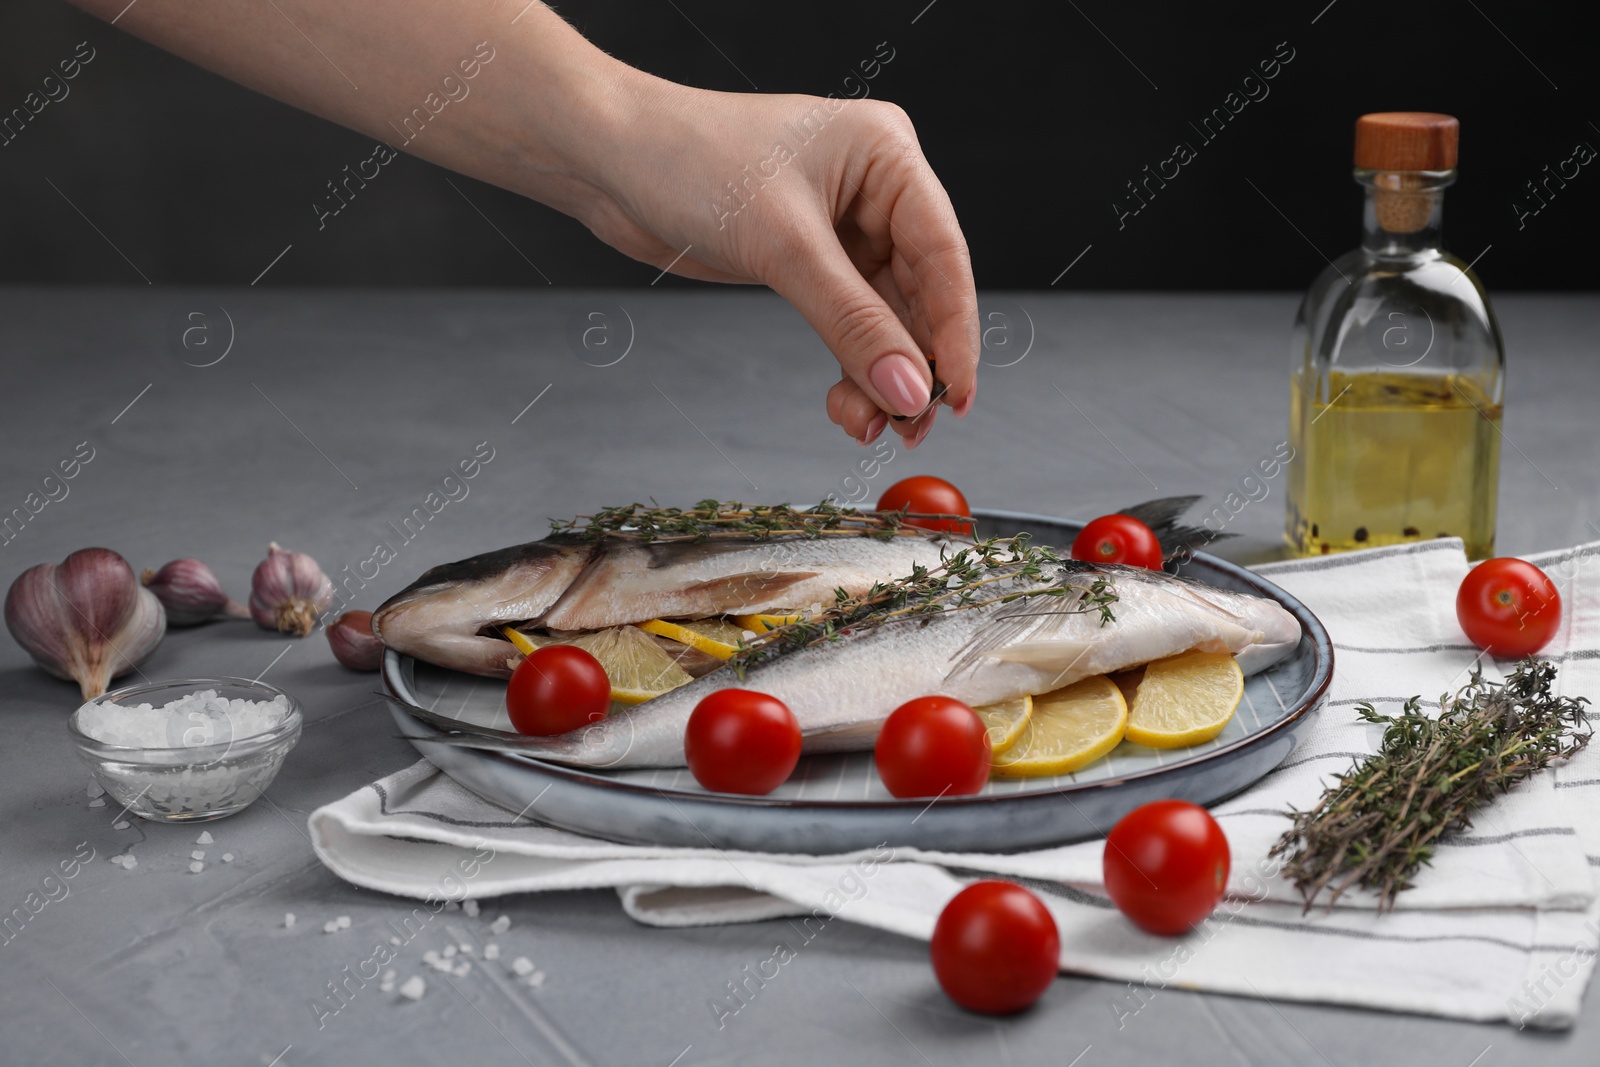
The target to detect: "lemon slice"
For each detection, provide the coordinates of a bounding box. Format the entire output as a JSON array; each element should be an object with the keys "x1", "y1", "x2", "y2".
[
  {"x1": 973, "y1": 694, "x2": 1032, "y2": 756},
  {"x1": 991, "y1": 676, "x2": 1127, "y2": 777},
  {"x1": 1123, "y1": 650, "x2": 1243, "y2": 749},
  {"x1": 637, "y1": 618, "x2": 744, "y2": 660},
  {"x1": 502, "y1": 624, "x2": 692, "y2": 705},
  {"x1": 500, "y1": 626, "x2": 543, "y2": 657},
  {"x1": 734, "y1": 612, "x2": 803, "y2": 634}
]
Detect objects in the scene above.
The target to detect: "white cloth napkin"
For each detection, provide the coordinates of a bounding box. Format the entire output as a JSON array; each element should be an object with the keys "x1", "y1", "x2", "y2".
[{"x1": 310, "y1": 538, "x2": 1600, "y2": 1029}]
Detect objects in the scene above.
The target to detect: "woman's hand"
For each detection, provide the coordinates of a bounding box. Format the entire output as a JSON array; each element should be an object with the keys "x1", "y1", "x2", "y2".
[{"x1": 570, "y1": 79, "x2": 979, "y2": 446}]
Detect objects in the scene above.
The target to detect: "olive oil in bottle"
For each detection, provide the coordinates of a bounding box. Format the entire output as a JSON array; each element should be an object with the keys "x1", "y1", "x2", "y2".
[{"x1": 1285, "y1": 113, "x2": 1505, "y2": 559}]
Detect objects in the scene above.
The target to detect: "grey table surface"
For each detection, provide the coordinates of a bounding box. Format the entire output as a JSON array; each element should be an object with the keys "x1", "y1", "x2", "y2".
[{"x1": 1, "y1": 288, "x2": 1596, "y2": 1067}]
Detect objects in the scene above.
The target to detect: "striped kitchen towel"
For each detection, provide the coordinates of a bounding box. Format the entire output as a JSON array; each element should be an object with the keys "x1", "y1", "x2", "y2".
[{"x1": 311, "y1": 538, "x2": 1600, "y2": 1028}]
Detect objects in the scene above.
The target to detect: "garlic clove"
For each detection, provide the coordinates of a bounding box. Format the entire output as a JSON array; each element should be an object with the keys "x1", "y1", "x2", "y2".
[
  {"x1": 142, "y1": 559, "x2": 250, "y2": 626},
  {"x1": 327, "y1": 610, "x2": 384, "y2": 671},
  {"x1": 4, "y1": 547, "x2": 167, "y2": 699},
  {"x1": 249, "y1": 542, "x2": 334, "y2": 638},
  {"x1": 104, "y1": 586, "x2": 167, "y2": 690}
]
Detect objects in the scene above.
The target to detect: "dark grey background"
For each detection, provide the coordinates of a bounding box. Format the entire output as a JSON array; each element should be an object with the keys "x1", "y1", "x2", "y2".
[{"x1": 2, "y1": 0, "x2": 1595, "y2": 290}]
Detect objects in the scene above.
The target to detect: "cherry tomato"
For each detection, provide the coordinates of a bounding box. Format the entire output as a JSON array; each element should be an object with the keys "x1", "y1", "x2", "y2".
[
  {"x1": 1072, "y1": 514, "x2": 1165, "y2": 570},
  {"x1": 874, "y1": 696, "x2": 991, "y2": 799},
  {"x1": 505, "y1": 645, "x2": 610, "y2": 737},
  {"x1": 685, "y1": 689, "x2": 802, "y2": 795},
  {"x1": 1456, "y1": 558, "x2": 1562, "y2": 658},
  {"x1": 1102, "y1": 799, "x2": 1230, "y2": 935},
  {"x1": 876, "y1": 476, "x2": 973, "y2": 534},
  {"x1": 931, "y1": 881, "x2": 1059, "y2": 1014}
]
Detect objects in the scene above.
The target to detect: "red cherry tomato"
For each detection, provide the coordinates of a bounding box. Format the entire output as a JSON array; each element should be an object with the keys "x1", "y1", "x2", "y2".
[
  {"x1": 1456, "y1": 558, "x2": 1562, "y2": 658},
  {"x1": 1102, "y1": 799, "x2": 1230, "y2": 935},
  {"x1": 874, "y1": 696, "x2": 991, "y2": 799},
  {"x1": 876, "y1": 476, "x2": 973, "y2": 534},
  {"x1": 505, "y1": 645, "x2": 611, "y2": 736},
  {"x1": 685, "y1": 689, "x2": 802, "y2": 795},
  {"x1": 1072, "y1": 514, "x2": 1165, "y2": 570},
  {"x1": 931, "y1": 881, "x2": 1060, "y2": 1014}
]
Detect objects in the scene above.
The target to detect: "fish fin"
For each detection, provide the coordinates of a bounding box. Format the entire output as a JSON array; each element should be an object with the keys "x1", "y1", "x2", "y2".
[
  {"x1": 682, "y1": 570, "x2": 821, "y2": 601},
  {"x1": 1118, "y1": 495, "x2": 1234, "y2": 559},
  {"x1": 944, "y1": 575, "x2": 1103, "y2": 681},
  {"x1": 987, "y1": 639, "x2": 1096, "y2": 669}
]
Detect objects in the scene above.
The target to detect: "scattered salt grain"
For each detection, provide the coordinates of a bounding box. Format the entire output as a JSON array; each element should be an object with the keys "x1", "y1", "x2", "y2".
[
  {"x1": 459, "y1": 942, "x2": 474, "y2": 955},
  {"x1": 336, "y1": 915, "x2": 351, "y2": 929},
  {"x1": 188, "y1": 861, "x2": 204, "y2": 874},
  {"x1": 441, "y1": 944, "x2": 456, "y2": 959},
  {"x1": 489, "y1": 915, "x2": 511, "y2": 935},
  {"x1": 196, "y1": 831, "x2": 214, "y2": 844},
  {"x1": 452, "y1": 961, "x2": 471, "y2": 978},
  {"x1": 398, "y1": 976, "x2": 425, "y2": 1001},
  {"x1": 87, "y1": 781, "x2": 105, "y2": 798},
  {"x1": 112, "y1": 820, "x2": 130, "y2": 831},
  {"x1": 88, "y1": 797, "x2": 106, "y2": 808},
  {"x1": 462, "y1": 900, "x2": 480, "y2": 918},
  {"x1": 423, "y1": 953, "x2": 452, "y2": 974},
  {"x1": 511, "y1": 956, "x2": 533, "y2": 977},
  {"x1": 191, "y1": 850, "x2": 206, "y2": 861},
  {"x1": 323, "y1": 920, "x2": 339, "y2": 934},
  {"x1": 527, "y1": 971, "x2": 545, "y2": 989},
  {"x1": 388, "y1": 935, "x2": 401, "y2": 946},
  {"x1": 222, "y1": 853, "x2": 234, "y2": 863},
  {"x1": 284, "y1": 913, "x2": 296, "y2": 929},
  {"x1": 379, "y1": 969, "x2": 396, "y2": 993},
  {"x1": 123, "y1": 855, "x2": 137, "y2": 869},
  {"x1": 483, "y1": 943, "x2": 500, "y2": 960},
  {"x1": 109, "y1": 855, "x2": 125, "y2": 867}
]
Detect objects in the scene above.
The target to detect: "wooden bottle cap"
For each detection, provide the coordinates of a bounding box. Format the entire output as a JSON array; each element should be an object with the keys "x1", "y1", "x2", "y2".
[{"x1": 1354, "y1": 112, "x2": 1459, "y2": 171}]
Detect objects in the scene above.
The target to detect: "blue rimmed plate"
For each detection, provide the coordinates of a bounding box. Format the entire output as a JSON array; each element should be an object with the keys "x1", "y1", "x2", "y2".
[{"x1": 384, "y1": 508, "x2": 1332, "y2": 854}]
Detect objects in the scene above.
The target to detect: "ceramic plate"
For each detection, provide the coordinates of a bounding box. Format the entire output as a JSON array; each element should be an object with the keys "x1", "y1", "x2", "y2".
[{"x1": 384, "y1": 508, "x2": 1332, "y2": 854}]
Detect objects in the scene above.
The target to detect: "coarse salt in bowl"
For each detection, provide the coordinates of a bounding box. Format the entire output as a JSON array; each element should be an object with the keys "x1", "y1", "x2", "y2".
[{"x1": 67, "y1": 678, "x2": 303, "y2": 823}]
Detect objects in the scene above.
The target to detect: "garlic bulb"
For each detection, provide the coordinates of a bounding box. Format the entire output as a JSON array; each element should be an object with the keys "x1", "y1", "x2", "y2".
[
  {"x1": 5, "y1": 547, "x2": 168, "y2": 699},
  {"x1": 327, "y1": 610, "x2": 383, "y2": 671},
  {"x1": 142, "y1": 559, "x2": 250, "y2": 626},
  {"x1": 250, "y1": 542, "x2": 333, "y2": 637}
]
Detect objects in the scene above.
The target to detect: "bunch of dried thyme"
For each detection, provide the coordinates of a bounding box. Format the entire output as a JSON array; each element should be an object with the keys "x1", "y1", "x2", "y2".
[{"x1": 1270, "y1": 659, "x2": 1590, "y2": 912}]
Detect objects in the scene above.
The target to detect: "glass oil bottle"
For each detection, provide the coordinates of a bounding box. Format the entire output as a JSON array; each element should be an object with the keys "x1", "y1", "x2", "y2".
[{"x1": 1286, "y1": 112, "x2": 1504, "y2": 560}]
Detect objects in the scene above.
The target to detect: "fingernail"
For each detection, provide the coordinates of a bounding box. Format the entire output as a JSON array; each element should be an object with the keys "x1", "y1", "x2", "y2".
[
  {"x1": 906, "y1": 409, "x2": 936, "y2": 450},
  {"x1": 862, "y1": 412, "x2": 888, "y2": 445},
  {"x1": 869, "y1": 354, "x2": 931, "y2": 418},
  {"x1": 954, "y1": 384, "x2": 976, "y2": 418}
]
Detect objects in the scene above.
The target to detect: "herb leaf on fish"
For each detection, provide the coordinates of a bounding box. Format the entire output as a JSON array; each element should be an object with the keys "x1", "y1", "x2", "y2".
[
  {"x1": 730, "y1": 534, "x2": 1117, "y2": 677},
  {"x1": 550, "y1": 500, "x2": 955, "y2": 543},
  {"x1": 1269, "y1": 659, "x2": 1591, "y2": 912}
]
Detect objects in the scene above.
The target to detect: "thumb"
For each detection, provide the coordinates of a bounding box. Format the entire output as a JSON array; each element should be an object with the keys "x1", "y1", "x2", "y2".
[{"x1": 766, "y1": 233, "x2": 934, "y2": 421}]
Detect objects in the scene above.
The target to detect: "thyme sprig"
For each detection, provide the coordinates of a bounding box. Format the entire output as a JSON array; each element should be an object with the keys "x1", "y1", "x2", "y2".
[
  {"x1": 730, "y1": 534, "x2": 1117, "y2": 677},
  {"x1": 551, "y1": 500, "x2": 961, "y2": 543},
  {"x1": 1270, "y1": 659, "x2": 1590, "y2": 913}
]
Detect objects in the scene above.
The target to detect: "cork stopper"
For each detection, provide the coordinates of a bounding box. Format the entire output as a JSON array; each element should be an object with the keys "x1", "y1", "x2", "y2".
[
  {"x1": 1356, "y1": 113, "x2": 1458, "y2": 234},
  {"x1": 1355, "y1": 112, "x2": 1458, "y2": 171}
]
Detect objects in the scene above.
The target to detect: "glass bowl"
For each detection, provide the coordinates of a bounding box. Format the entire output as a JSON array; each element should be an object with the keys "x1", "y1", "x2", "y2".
[{"x1": 68, "y1": 677, "x2": 303, "y2": 823}]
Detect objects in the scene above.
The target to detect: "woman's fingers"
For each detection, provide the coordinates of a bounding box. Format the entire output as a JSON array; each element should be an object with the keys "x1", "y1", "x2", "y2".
[
  {"x1": 765, "y1": 223, "x2": 935, "y2": 422},
  {"x1": 848, "y1": 116, "x2": 980, "y2": 416},
  {"x1": 826, "y1": 378, "x2": 888, "y2": 444}
]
